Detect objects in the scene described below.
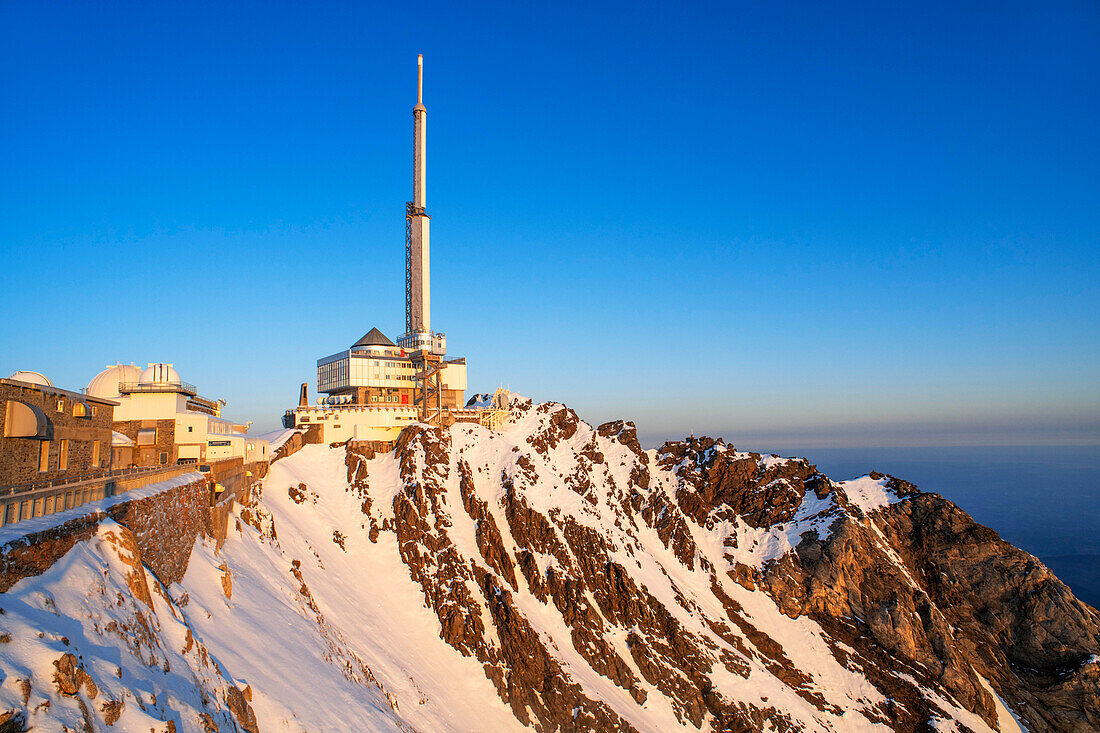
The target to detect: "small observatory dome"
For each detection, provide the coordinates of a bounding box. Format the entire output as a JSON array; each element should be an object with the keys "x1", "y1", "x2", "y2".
[
  {"x1": 86, "y1": 363, "x2": 144, "y2": 399},
  {"x1": 7, "y1": 370, "x2": 53, "y2": 387},
  {"x1": 139, "y1": 363, "x2": 182, "y2": 385}
]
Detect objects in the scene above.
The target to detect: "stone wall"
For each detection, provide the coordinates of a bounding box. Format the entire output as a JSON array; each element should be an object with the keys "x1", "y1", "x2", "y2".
[
  {"x1": 106, "y1": 477, "x2": 208, "y2": 585},
  {"x1": 0, "y1": 514, "x2": 101, "y2": 593},
  {"x1": 202, "y1": 458, "x2": 263, "y2": 548},
  {"x1": 0, "y1": 473, "x2": 208, "y2": 592},
  {"x1": 346, "y1": 439, "x2": 396, "y2": 459},
  {"x1": 113, "y1": 418, "x2": 177, "y2": 467},
  {"x1": 0, "y1": 381, "x2": 115, "y2": 486},
  {"x1": 206, "y1": 493, "x2": 237, "y2": 547},
  {"x1": 303, "y1": 423, "x2": 324, "y2": 445},
  {"x1": 272, "y1": 431, "x2": 306, "y2": 462}
]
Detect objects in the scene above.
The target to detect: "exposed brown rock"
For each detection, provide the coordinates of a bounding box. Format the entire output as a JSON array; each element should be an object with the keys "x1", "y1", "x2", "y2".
[
  {"x1": 200, "y1": 712, "x2": 220, "y2": 732},
  {"x1": 0, "y1": 710, "x2": 26, "y2": 733},
  {"x1": 218, "y1": 562, "x2": 233, "y2": 599},
  {"x1": 53, "y1": 653, "x2": 98, "y2": 699},
  {"x1": 226, "y1": 686, "x2": 259, "y2": 733},
  {"x1": 100, "y1": 698, "x2": 124, "y2": 725}
]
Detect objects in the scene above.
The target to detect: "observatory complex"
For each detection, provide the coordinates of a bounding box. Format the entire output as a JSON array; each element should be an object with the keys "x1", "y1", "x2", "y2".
[{"x1": 284, "y1": 55, "x2": 500, "y2": 444}]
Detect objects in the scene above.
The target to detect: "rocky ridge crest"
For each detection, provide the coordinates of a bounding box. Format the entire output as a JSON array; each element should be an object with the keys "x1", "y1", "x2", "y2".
[{"x1": 358, "y1": 399, "x2": 1099, "y2": 732}]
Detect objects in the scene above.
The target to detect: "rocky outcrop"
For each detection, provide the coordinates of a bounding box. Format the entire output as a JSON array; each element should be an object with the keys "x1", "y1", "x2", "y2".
[
  {"x1": 362, "y1": 403, "x2": 1099, "y2": 732},
  {"x1": 5, "y1": 400, "x2": 1097, "y2": 732},
  {"x1": 0, "y1": 520, "x2": 244, "y2": 732}
]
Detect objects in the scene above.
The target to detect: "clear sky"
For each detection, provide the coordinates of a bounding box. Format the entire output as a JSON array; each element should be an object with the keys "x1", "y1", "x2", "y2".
[{"x1": 2, "y1": 1, "x2": 1097, "y2": 447}]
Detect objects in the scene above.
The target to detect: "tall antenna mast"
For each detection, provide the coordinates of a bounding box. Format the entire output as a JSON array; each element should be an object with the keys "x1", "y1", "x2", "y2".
[{"x1": 405, "y1": 54, "x2": 431, "y2": 337}]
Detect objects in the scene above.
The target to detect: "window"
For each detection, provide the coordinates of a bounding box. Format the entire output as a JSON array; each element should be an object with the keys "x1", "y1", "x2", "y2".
[
  {"x1": 73, "y1": 403, "x2": 88, "y2": 417},
  {"x1": 58, "y1": 439, "x2": 69, "y2": 470},
  {"x1": 159, "y1": 452, "x2": 168, "y2": 465},
  {"x1": 91, "y1": 440, "x2": 100, "y2": 467},
  {"x1": 56, "y1": 398, "x2": 64, "y2": 412},
  {"x1": 91, "y1": 405, "x2": 97, "y2": 416},
  {"x1": 39, "y1": 441, "x2": 50, "y2": 472},
  {"x1": 187, "y1": 426, "x2": 193, "y2": 433}
]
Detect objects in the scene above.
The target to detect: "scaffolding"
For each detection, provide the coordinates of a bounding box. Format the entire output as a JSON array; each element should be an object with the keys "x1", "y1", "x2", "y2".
[
  {"x1": 404, "y1": 201, "x2": 421, "y2": 337},
  {"x1": 412, "y1": 352, "x2": 469, "y2": 427}
]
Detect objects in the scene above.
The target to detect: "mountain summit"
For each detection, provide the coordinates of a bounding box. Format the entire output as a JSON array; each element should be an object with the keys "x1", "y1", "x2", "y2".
[{"x1": 2, "y1": 399, "x2": 1097, "y2": 731}]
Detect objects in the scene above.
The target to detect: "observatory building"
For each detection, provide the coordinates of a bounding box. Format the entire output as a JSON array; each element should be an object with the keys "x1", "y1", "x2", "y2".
[
  {"x1": 87, "y1": 362, "x2": 269, "y2": 467},
  {"x1": 285, "y1": 55, "x2": 488, "y2": 444}
]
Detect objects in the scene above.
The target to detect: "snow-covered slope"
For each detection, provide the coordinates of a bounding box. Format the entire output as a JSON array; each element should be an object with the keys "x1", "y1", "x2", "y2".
[{"x1": 3, "y1": 399, "x2": 1098, "y2": 731}]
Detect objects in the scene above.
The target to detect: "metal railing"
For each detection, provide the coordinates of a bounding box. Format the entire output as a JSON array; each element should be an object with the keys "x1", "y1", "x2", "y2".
[
  {"x1": 1, "y1": 463, "x2": 190, "y2": 499},
  {"x1": 118, "y1": 381, "x2": 197, "y2": 396},
  {"x1": 293, "y1": 403, "x2": 417, "y2": 413},
  {"x1": 0, "y1": 464, "x2": 198, "y2": 528}
]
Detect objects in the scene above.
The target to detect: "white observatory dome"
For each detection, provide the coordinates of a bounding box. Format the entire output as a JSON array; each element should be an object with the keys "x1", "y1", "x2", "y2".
[
  {"x1": 86, "y1": 363, "x2": 143, "y2": 399},
  {"x1": 7, "y1": 370, "x2": 53, "y2": 387},
  {"x1": 139, "y1": 363, "x2": 182, "y2": 385}
]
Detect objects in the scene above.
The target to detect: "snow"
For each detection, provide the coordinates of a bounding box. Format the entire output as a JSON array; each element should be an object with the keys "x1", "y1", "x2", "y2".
[
  {"x1": 685, "y1": 488, "x2": 841, "y2": 571},
  {"x1": 254, "y1": 427, "x2": 301, "y2": 451},
  {"x1": 0, "y1": 400, "x2": 1032, "y2": 733},
  {"x1": 896, "y1": 672, "x2": 1022, "y2": 733},
  {"x1": 760, "y1": 453, "x2": 796, "y2": 469},
  {"x1": 0, "y1": 520, "x2": 241, "y2": 731},
  {"x1": 977, "y1": 675, "x2": 1028, "y2": 733},
  {"x1": 450, "y1": 408, "x2": 889, "y2": 731},
  {"x1": 182, "y1": 443, "x2": 524, "y2": 732},
  {"x1": 838, "y1": 475, "x2": 904, "y2": 514}
]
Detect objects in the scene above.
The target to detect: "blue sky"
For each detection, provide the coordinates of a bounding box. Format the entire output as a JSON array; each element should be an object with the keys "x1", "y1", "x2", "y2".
[{"x1": 2, "y1": 1, "x2": 1097, "y2": 446}]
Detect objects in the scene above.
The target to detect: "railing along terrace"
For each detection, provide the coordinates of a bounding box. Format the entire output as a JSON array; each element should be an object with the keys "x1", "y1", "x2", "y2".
[
  {"x1": 0, "y1": 464, "x2": 197, "y2": 528},
  {"x1": 296, "y1": 403, "x2": 417, "y2": 411},
  {"x1": 0, "y1": 464, "x2": 188, "y2": 498},
  {"x1": 118, "y1": 381, "x2": 198, "y2": 396}
]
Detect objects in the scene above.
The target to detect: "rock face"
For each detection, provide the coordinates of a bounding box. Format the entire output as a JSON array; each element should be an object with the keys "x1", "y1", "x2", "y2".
[
  {"x1": 361, "y1": 401, "x2": 1099, "y2": 732},
  {"x1": 2, "y1": 399, "x2": 1097, "y2": 732}
]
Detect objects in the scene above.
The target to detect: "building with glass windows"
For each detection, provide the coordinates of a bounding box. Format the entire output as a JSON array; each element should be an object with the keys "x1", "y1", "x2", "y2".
[
  {"x1": 284, "y1": 327, "x2": 467, "y2": 443},
  {"x1": 85, "y1": 363, "x2": 269, "y2": 467}
]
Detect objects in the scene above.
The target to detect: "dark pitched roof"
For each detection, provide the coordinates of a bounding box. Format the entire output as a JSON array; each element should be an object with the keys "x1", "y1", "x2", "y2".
[{"x1": 352, "y1": 327, "x2": 396, "y2": 348}]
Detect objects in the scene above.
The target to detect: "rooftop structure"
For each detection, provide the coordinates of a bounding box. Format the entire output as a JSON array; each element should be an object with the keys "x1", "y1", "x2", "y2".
[
  {"x1": 283, "y1": 55, "x2": 504, "y2": 443},
  {"x1": 353, "y1": 327, "x2": 397, "y2": 349},
  {"x1": 86, "y1": 363, "x2": 267, "y2": 467},
  {"x1": 8, "y1": 371, "x2": 53, "y2": 387},
  {"x1": 88, "y1": 363, "x2": 222, "y2": 417}
]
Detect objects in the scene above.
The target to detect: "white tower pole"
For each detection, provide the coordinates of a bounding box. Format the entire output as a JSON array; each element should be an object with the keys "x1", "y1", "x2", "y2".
[
  {"x1": 413, "y1": 54, "x2": 427, "y2": 209},
  {"x1": 408, "y1": 54, "x2": 431, "y2": 335}
]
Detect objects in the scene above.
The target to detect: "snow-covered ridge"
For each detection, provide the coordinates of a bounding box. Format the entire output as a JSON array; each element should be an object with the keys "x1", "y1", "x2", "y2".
[
  {"x1": 1, "y1": 400, "x2": 1096, "y2": 732},
  {"x1": 836, "y1": 474, "x2": 907, "y2": 514}
]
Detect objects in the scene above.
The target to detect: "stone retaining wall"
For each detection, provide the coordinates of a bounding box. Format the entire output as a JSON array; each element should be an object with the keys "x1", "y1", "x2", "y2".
[
  {"x1": 272, "y1": 431, "x2": 306, "y2": 462},
  {"x1": 107, "y1": 476, "x2": 207, "y2": 585},
  {"x1": 0, "y1": 473, "x2": 208, "y2": 593}
]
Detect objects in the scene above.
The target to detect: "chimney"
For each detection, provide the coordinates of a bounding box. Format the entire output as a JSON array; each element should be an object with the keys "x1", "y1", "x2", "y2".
[{"x1": 299, "y1": 382, "x2": 308, "y2": 407}]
